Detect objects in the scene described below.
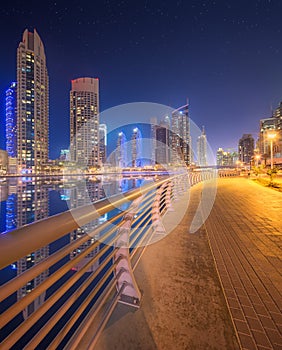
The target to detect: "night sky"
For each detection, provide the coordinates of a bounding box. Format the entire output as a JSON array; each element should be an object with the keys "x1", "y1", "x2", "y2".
[{"x1": 0, "y1": 0, "x2": 282, "y2": 159}]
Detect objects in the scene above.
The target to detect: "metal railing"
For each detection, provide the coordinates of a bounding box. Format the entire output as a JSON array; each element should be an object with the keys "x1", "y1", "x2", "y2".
[{"x1": 0, "y1": 171, "x2": 214, "y2": 349}]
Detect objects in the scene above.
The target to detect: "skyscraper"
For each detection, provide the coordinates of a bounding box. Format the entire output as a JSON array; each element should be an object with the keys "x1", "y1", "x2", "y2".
[
  {"x1": 258, "y1": 118, "x2": 277, "y2": 157},
  {"x1": 70, "y1": 77, "x2": 99, "y2": 168},
  {"x1": 150, "y1": 117, "x2": 158, "y2": 165},
  {"x1": 197, "y1": 126, "x2": 207, "y2": 166},
  {"x1": 131, "y1": 127, "x2": 142, "y2": 167},
  {"x1": 272, "y1": 102, "x2": 282, "y2": 162},
  {"x1": 116, "y1": 131, "x2": 127, "y2": 168},
  {"x1": 238, "y1": 134, "x2": 254, "y2": 165},
  {"x1": 6, "y1": 82, "x2": 17, "y2": 158},
  {"x1": 155, "y1": 122, "x2": 170, "y2": 165},
  {"x1": 17, "y1": 29, "x2": 49, "y2": 173},
  {"x1": 258, "y1": 103, "x2": 282, "y2": 165},
  {"x1": 99, "y1": 124, "x2": 107, "y2": 165},
  {"x1": 171, "y1": 104, "x2": 192, "y2": 166}
]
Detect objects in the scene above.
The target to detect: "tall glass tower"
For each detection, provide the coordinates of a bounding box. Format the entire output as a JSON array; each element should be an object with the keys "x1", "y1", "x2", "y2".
[
  {"x1": 70, "y1": 77, "x2": 100, "y2": 168},
  {"x1": 99, "y1": 123, "x2": 107, "y2": 165},
  {"x1": 197, "y1": 126, "x2": 208, "y2": 166},
  {"x1": 171, "y1": 104, "x2": 192, "y2": 166},
  {"x1": 116, "y1": 131, "x2": 127, "y2": 168},
  {"x1": 131, "y1": 127, "x2": 142, "y2": 167},
  {"x1": 17, "y1": 29, "x2": 49, "y2": 174}
]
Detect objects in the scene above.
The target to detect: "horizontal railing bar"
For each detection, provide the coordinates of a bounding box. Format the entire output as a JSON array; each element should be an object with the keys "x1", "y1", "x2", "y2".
[
  {"x1": 0, "y1": 210, "x2": 125, "y2": 302},
  {"x1": 2, "y1": 240, "x2": 118, "y2": 350},
  {"x1": 130, "y1": 222, "x2": 154, "y2": 260},
  {"x1": 24, "y1": 249, "x2": 120, "y2": 349},
  {"x1": 131, "y1": 228, "x2": 155, "y2": 270},
  {"x1": 86, "y1": 283, "x2": 126, "y2": 350},
  {"x1": 0, "y1": 224, "x2": 120, "y2": 329},
  {"x1": 0, "y1": 176, "x2": 175, "y2": 269},
  {"x1": 59, "y1": 270, "x2": 123, "y2": 350},
  {"x1": 133, "y1": 192, "x2": 155, "y2": 213},
  {"x1": 129, "y1": 210, "x2": 153, "y2": 248}
]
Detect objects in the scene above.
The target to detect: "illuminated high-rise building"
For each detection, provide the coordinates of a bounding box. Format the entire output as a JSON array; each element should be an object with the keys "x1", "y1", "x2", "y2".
[
  {"x1": 116, "y1": 131, "x2": 127, "y2": 168},
  {"x1": 155, "y1": 122, "x2": 170, "y2": 165},
  {"x1": 171, "y1": 104, "x2": 192, "y2": 166},
  {"x1": 258, "y1": 103, "x2": 282, "y2": 165},
  {"x1": 131, "y1": 127, "x2": 142, "y2": 167},
  {"x1": 197, "y1": 126, "x2": 207, "y2": 166},
  {"x1": 272, "y1": 102, "x2": 282, "y2": 161},
  {"x1": 238, "y1": 134, "x2": 254, "y2": 165},
  {"x1": 150, "y1": 117, "x2": 158, "y2": 165},
  {"x1": 6, "y1": 82, "x2": 17, "y2": 158},
  {"x1": 17, "y1": 29, "x2": 49, "y2": 173},
  {"x1": 70, "y1": 77, "x2": 99, "y2": 168},
  {"x1": 99, "y1": 123, "x2": 107, "y2": 165}
]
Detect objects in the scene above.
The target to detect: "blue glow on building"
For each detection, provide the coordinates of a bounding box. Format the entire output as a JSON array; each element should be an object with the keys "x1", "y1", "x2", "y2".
[
  {"x1": 6, "y1": 193, "x2": 17, "y2": 232},
  {"x1": 5, "y1": 82, "x2": 17, "y2": 158}
]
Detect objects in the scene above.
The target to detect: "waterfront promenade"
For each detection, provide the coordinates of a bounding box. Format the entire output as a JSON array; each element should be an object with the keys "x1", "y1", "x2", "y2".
[{"x1": 93, "y1": 177, "x2": 282, "y2": 350}]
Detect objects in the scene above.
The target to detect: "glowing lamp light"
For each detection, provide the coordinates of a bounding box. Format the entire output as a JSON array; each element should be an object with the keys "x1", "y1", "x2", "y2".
[{"x1": 267, "y1": 132, "x2": 276, "y2": 140}]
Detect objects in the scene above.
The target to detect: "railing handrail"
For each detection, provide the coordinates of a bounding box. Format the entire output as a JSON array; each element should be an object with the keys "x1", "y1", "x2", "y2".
[{"x1": 0, "y1": 175, "x2": 180, "y2": 269}]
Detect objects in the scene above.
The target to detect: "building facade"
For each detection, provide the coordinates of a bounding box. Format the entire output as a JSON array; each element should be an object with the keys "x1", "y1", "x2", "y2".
[
  {"x1": 0, "y1": 150, "x2": 8, "y2": 175},
  {"x1": 150, "y1": 117, "x2": 158, "y2": 166},
  {"x1": 116, "y1": 131, "x2": 127, "y2": 168},
  {"x1": 197, "y1": 126, "x2": 207, "y2": 166},
  {"x1": 238, "y1": 134, "x2": 254, "y2": 165},
  {"x1": 216, "y1": 148, "x2": 238, "y2": 167},
  {"x1": 171, "y1": 104, "x2": 192, "y2": 166},
  {"x1": 99, "y1": 124, "x2": 107, "y2": 165},
  {"x1": 155, "y1": 122, "x2": 170, "y2": 165},
  {"x1": 258, "y1": 118, "x2": 277, "y2": 156},
  {"x1": 70, "y1": 77, "x2": 99, "y2": 168},
  {"x1": 131, "y1": 127, "x2": 142, "y2": 167},
  {"x1": 17, "y1": 29, "x2": 49, "y2": 173},
  {"x1": 6, "y1": 82, "x2": 17, "y2": 158}
]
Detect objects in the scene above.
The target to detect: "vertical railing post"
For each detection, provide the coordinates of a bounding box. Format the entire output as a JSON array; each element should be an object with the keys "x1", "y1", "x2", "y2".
[
  {"x1": 151, "y1": 182, "x2": 167, "y2": 234},
  {"x1": 165, "y1": 181, "x2": 174, "y2": 212},
  {"x1": 114, "y1": 196, "x2": 143, "y2": 307}
]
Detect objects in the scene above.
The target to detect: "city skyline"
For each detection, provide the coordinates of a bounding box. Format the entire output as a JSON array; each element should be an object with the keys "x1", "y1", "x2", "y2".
[{"x1": 1, "y1": 2, "x2": 282, "y2": 159}]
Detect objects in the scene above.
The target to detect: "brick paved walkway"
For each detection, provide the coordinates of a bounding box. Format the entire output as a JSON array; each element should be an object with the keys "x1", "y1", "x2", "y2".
[{"x1": 204, "y1": 178, "x2": 282, "y2": 350}]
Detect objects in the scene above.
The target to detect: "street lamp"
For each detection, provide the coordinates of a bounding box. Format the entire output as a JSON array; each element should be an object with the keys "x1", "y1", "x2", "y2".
[
  {"x1": 255, "y1": 154, "x2": 261, "y2": 167},
  {"x1": 267, "y1": 132, "x2": 276, "y2": 169}
]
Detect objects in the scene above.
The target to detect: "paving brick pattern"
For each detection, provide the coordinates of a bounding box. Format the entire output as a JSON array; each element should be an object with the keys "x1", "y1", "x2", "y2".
[{"x1": 204, "y1": 178, "x2": 282, "y2": 350}]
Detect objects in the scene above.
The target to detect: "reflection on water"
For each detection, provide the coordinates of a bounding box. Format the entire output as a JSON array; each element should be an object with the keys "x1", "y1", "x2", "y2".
[
  {"x1": 3, "y1": 178, "x2": 50, "y2": 319},
  {"x1": 0, "y1": 175, "x2": 148, "y2": 320}
]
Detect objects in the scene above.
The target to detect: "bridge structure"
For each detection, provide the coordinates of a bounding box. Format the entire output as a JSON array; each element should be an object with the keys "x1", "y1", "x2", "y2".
[{"x1": 0, "y1": 169, "x2": 216, "y2": 349}]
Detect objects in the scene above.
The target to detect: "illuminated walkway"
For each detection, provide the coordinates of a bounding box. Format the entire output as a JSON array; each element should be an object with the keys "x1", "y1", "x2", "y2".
[
  {"x1": 94, "y1": 177, "x2": 282, "y2": 350},
  {"x1": 205, "y1": 178, "x2": 282, "y2": 350}
]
